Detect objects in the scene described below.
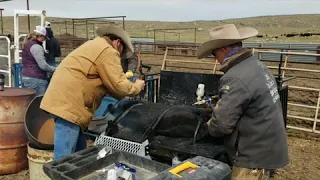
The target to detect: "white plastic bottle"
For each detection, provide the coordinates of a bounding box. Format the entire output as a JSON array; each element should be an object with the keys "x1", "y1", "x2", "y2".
[
  {"x1": 196, "y1": 84, "x2": 205, "y2": 101},
  {"x1": 172, "y1": 156, "x2": 182, "y2": 166},
  {"x1": 107, "y1": 169, "x2": 117, "y2": 180}
]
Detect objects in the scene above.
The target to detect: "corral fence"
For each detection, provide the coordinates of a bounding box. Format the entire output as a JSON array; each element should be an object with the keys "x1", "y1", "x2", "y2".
[
  {"x1": 160, "y1": 46, "x2": 320, "y2": 134},
  {"x1": 254, "y1": 50, "x2": 320, "y2": 134},
  {"x1": 1, "y1": 35, "x2": 320, "y2": 133},
  {"x1": 0, "y1": 36, "x2": 12, "y2": 87},
  {"x1": 0, "y1": 34, "x2": 31, "y2": 87},
  {"x1": 132, "y1": 41, "x2": 320, "y2": 63},
  {"x1": 56, "y1": 38, "x2": 320, "y2": 63}
]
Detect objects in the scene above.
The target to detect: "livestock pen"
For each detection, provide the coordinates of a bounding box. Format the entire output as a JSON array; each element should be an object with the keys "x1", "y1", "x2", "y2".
[{"x1": 0, "y1": 9, "x2": 320, "y2": 179}]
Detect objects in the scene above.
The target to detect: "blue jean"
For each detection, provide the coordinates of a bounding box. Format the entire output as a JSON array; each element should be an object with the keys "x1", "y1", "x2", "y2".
[
  {"x1": 22, "y1": 76, "x2": 48, "y2": 95},
  {"x1": 93, "y1": 76, "x2": 140, "y2": 118},
  {"x1": 53, "y1": 115, "x2": 87, "y2": 160},
  {"x1": 94, "y1": 96, "x2": 118, "y2": 118}
]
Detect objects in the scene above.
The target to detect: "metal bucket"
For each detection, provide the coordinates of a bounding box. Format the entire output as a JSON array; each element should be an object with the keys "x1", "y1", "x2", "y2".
[
  {"x1": 27, "y1": 143, "x2": 53, "y2": 180},
  {"x1": 25, "y1": 95, "x2": 55, "y2": 150},
  {"x1": 0, "y1": 87, "x2": 36, "y2": 174}
]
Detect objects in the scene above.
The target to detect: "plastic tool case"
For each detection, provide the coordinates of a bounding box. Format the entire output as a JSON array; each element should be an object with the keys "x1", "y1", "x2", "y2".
[
  {"x1": 152, "y1": 156, "x2": 232, "y2": 180},
  {"x1": 43, "y1": 145, "x2": 171, "y2": 180}
]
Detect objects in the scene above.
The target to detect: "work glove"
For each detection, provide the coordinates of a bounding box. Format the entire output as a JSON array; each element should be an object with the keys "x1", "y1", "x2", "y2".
[
  {"x1": 206, "y1": 119, "x2": 212, "y2": 126},
  {"x1": 125, "y1": 70, "x2": 134, "y2": 79}
]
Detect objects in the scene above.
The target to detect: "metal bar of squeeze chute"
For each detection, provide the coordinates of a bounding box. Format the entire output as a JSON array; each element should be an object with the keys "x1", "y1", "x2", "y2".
[
  {"x1": 104, "y1": 103, "x2": 144, "y2": 136},
  {"x1": 288, "y1": 103, "x2": 316, "y2": 109},
  {"x1": 312, "y1": 91, "x2": 320, "y2": 132},
  {"x1": 0, "y1": 36, "x2": 12, "y2": 87}
]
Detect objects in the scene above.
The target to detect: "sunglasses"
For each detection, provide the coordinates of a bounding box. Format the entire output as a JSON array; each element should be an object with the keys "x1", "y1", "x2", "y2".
[
  {"x1": 118, "y1": 39, "x2": 126, "y2": 50},
  {"x1": 211, "y1": 50, "x2": 217, "y2": 57},
  {"x1": 211, "y1": 48, "x2": 221, "y2": 57}
]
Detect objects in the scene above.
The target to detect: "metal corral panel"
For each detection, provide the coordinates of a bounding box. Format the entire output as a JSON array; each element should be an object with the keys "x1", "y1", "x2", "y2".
[
  {"x1": 245, "y1": 42, "x2": 319, "y2": 62},
  {"x1": 132, "y1": 40, "x2": 319, "y2": 62},
  {"x1": 260, "y1": 43, "x2": 290, "y2": 62},
  {"x1": 252, "y1": 53, "x2": 259, "y2": 59},
  {"x1": 132, "y1": 38, "x2": 154, "y2": 52},
  {"x1": 131, "y1": 38, "x2": 154, "y2": 42},
  {"x1": 244, "y1": 42, "x2": 262, "y2": 60},
  {"x1": 243, "y1": 42, "x2": 262, "y2": 48},
  {"x1": 289, "y1": 43, "x2": 319, "y2": 62},
  {"x1": 134, "y1": 44, "x2": 153, "y2": 52},
  {"x1": 290, "y1": 43, "x2": 319, "y2": 49}
]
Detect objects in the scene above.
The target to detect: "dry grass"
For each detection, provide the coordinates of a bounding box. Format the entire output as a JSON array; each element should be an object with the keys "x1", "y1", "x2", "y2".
[
  {"x1": 1, "y1": 14, "x2": 320, "y2": 43},
  {"x1": 1, "y1": 14, "x2": 320, "y2": 180}
]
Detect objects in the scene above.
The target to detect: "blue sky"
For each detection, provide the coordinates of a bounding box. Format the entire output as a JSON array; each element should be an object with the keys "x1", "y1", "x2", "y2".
[{"x1": 0, "y1": 0, "x2": 319, "y2": 21}]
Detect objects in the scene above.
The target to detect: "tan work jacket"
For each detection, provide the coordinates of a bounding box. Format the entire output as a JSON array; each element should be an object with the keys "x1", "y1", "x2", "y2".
[{"x1": 40, "y1": 36, "x2": 141, "y2": 130}]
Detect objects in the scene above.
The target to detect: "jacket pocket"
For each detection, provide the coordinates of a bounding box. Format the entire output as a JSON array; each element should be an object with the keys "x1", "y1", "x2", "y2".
[
  {"x1": 225, "y1": 129, "x2": 240, "y2": 159},
  {"x1": 92, "y1": 93, "x2": 104, "y2": 111},
  {"x1": 92, "y1": 85, "x2": 107, "y2": 111}
]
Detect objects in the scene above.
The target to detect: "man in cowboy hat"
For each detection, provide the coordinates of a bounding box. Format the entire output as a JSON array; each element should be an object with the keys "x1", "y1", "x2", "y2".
[
  {"x1": 197, "y1": 24, "x2": 288, "y2": 180},
  {"x1": 40, "y1": 25, "x2": 145, "y2": 160}
]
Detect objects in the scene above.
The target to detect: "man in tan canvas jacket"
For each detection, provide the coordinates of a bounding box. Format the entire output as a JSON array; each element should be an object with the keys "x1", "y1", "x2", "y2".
[{"x1": 40, "y1": 26, "x2": 145, "y2": 160}]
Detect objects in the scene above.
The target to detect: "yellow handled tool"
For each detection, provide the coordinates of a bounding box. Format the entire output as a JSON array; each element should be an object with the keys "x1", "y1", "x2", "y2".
[
  {"x1": 125, "y1": 70, "x2": 134, "y2": 79},
  {"x1": 169, "y1": 161, "x2": 199, "y2": 178}
]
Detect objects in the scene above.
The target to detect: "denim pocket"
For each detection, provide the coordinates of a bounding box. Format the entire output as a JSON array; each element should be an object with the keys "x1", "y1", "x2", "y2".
[
  {"x1": 21, "y1": 77, "x2": 31, "y2": 88},
  {"x1": 22, "y1": 77, "x2": 48, "y2": 95}
]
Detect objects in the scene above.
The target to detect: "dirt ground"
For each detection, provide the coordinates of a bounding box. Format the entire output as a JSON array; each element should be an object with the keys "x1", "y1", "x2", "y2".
[
  {"x1": 0, "y1": 170, "x2": 28, "y2": 180},
  {"x1": 268, "y1": 62, "x2": 320, "y2": 180},
  {"x1": 1, "y1": 58, "x2": 320, "y2": 180},
  {"x1": 270, "y1": 135, "x2": 320, "y2": 180},
  {"x1": 0, "y1": 135, "x2": 319, "y2": 180}
]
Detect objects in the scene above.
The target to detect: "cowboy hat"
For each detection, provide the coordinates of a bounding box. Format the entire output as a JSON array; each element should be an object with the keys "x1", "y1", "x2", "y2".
[
  {"x1": 197, "y1": 24, "x2": 258, "y2": 59},
  {"x1": 96, "y1": 25, "x2": 134, "y2": 59}
]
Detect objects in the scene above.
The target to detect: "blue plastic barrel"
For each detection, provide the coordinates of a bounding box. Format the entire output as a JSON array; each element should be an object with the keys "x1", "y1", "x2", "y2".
[
  {"x1": 13, "y1": 63, "x2": 23, "y2": 87},
  {"x1": 13, "y1": 61, "x2": 60, "y2": 87}
]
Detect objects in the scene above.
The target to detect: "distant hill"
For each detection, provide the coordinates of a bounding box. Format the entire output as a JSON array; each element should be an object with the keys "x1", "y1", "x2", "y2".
[{"x1": 1, "y1": 14, "x2": 320, "y2": 43}]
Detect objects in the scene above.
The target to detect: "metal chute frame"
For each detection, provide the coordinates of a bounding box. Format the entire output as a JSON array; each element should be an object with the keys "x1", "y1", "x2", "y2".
[{"x1": 0, "y1": 36, "x2": 12, "y2": 87}]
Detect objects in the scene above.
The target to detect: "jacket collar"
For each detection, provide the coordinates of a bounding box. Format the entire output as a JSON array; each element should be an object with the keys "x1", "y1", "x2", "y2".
[
  {"x1": 219, "y1": 49, "x2": 253, "y2": 73},
  {"x1": 32, "y1": 38, "x2": 43, "y2": 45},
  {"x1": 101, "y1": 36, "x2": 122, "y2": 57},
  {"x1": 101, "y1": 36, "x2": 114, "y2": 47}
]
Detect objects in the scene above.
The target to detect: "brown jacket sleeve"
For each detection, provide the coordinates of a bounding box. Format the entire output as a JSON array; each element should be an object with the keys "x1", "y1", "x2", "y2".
[{"x1": 95, "y1": 48, "x2": 141, "y2": 99}]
